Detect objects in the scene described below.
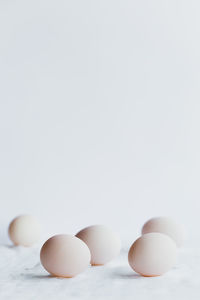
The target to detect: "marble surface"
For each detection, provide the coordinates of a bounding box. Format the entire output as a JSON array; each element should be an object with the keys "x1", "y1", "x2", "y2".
[{"x1": 0, "y1": 243, "x2": 199, "y2": 300}]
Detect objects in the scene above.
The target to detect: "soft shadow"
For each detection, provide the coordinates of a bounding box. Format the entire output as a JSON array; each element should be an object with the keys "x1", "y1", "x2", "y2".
[
  {"x1": 25, "y1": 273, "x2": 73, "y2": 280},
  {"x1": 115, "y1": 272, "x2": 141, "y2": 279},
  {"x1": 1, "y1": 244, "x2": 16, "y2": 248},
  {"x1": 25, "y1": 273, "x2": 54, "y2": 280},
  {"x1": 112, "y1": 266, "x2": 141, "y2": 279}
]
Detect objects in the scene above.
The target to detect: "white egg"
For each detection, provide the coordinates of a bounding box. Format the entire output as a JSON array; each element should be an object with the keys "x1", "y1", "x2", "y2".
[
  {"x1": 128, "y1": 233, "x2": 177, "y2": 277},
  {"x1": 76, "y1": 225, "x2": 121, "y2": 265},
  {"x1": 142, "y1": 217, "x2": 186, "y2": 247},
  {"x1": 40, "y1": 234, "x2": 91, "y2": 277},
  {"x1": 8, "y1": 215, "x2": 41, "y2": 247}
]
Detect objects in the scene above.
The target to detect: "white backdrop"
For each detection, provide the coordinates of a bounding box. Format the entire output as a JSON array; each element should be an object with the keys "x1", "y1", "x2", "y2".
[{"x1": 0, "y1": 0, "x2": 200, "y2": 244}]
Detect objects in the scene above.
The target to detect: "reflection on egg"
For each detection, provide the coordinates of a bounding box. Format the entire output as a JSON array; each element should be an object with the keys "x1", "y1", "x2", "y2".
[
  {"x1": 40, "y1": 234, "x2": 91, "y2": 277},
  {"x1": 76, "y1": 225, "x2": 121, "y2": 265},
  {"x1": 128, "y1": 232, "x2": 177, "y2": 277},
  {"x1": 142, "y1": 217, "x2": 186, "y2": 247},
  {"x1": 8, "y1": 215, "x2": 41, "y2": 247}
]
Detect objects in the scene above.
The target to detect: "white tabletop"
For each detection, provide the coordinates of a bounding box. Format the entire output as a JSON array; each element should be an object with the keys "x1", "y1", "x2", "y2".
[{"x1": 0, "y1": 243, "x2": 199, "y2": 300}]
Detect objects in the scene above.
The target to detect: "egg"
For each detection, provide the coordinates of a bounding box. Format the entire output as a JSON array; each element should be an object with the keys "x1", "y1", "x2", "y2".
[
  {"x1": 8, "y1": 215, "x2": 41, "y2": 247},
  {"x1": 128, "y1": 232, "x2": 177, "y2": 277},
  {"x1": 40, "y1": 234, "x2": 91, "y2": 277},
  {"x1": 142, "y1": 217, "x2": 186, "y2": 247},
  {"x1": 76, "y1": 225, "x2": 121, "y2": 265}
]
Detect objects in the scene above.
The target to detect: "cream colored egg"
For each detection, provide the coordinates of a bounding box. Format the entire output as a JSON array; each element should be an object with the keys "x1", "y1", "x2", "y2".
[
  {"x1": 76, "y1": 225, "x2": 121, "y2": 265},
  {"x1": 128, "y1": 232, "x2": 177, "y2": 277},
  {"x1": 8, "y1": 215, "x2": 41, "y2": 247},
  {"x1": 142, "y1": 217, "x2": 186, "y2": 247},
  {"x1": 40, "y1": 234, "x2": 91, "y2": 277}
]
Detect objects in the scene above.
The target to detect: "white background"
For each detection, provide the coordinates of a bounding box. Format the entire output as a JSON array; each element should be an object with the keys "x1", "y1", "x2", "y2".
[{"x1": 0, "y1": 0, "x2": 200, "y2": 244}]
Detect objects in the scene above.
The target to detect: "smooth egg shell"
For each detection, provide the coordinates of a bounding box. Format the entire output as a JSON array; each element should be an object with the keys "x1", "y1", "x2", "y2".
[
  {"x1": 128, "y1": 232, "x2": 177, "y2": 277},
  {"x1": 40, "y1": 234, "x2": 91, "y2": 277},
  {"x1": 8, "y1": 215, "x2": 41, "y2": 247},
  {"x1": 76, "y1": 225, "x2": 121, "y2": 265},
  {"x1": 142, "y1": 217, "x2": 186, "y2": 247}
]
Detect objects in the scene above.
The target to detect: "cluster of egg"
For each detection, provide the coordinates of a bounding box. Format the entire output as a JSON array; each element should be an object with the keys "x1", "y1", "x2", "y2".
[{"x1": 8, "y1": 215, "x2": 185, "y2": 278}]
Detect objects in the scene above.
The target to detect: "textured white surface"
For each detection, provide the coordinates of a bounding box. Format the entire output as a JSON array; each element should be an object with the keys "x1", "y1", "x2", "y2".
[
  {"x1": 0, "y1": 1, "x2": 199, "y2": 298},
  {"x1": 0, "y1": 244, "x2": 199, "y2": 300}
]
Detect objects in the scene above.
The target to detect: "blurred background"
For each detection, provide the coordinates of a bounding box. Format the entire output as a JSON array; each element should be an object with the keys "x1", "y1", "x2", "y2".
[{"x1": 0, "y1": 0, "x2": 200, "y2": 245}]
